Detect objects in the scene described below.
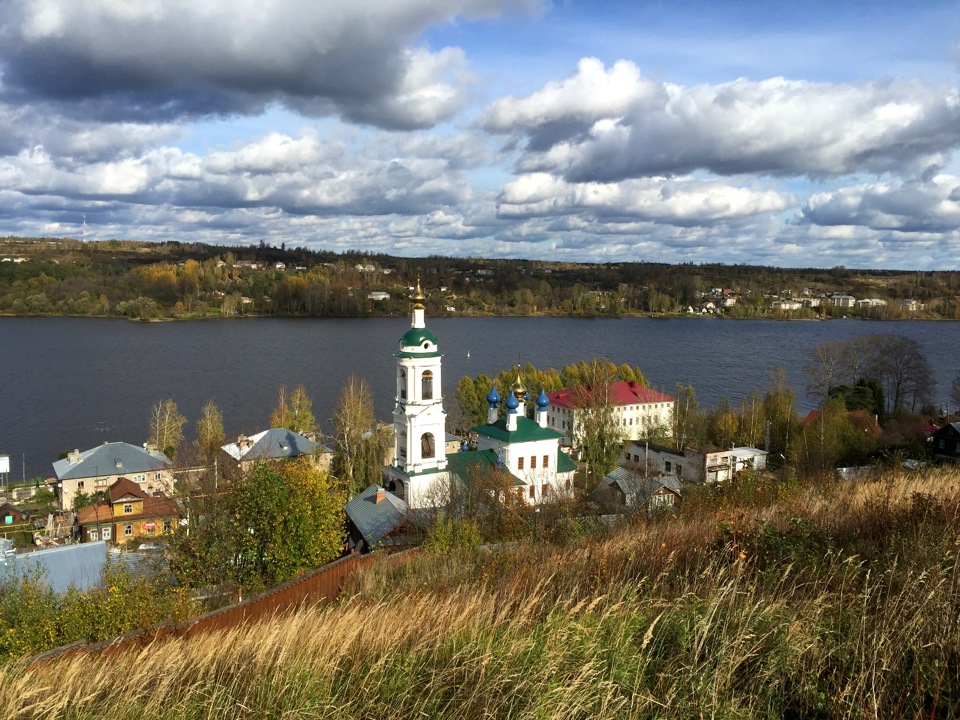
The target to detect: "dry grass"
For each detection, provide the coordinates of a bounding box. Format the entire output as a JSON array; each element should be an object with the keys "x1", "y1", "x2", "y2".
[{"x1": 4, "y1": 466, "x2": 960, "y2": 719}]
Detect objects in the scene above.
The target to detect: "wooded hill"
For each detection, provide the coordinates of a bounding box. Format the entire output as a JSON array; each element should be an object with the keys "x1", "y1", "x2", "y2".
[{"x1": 2, "y1": 236, "x2": 960, "y2": 319}]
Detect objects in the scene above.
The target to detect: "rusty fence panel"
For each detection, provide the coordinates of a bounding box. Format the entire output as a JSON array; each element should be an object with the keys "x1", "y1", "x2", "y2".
[{"x1": 29, "y1": 548, "x2": 418, "y2": 666}]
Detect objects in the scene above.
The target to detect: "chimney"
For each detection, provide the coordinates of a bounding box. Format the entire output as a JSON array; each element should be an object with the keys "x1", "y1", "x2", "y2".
[
  {"x1": 68, "y1": 449, "x2": 81, "y2": 464},
  {"x1": 375, "y1": 489, "x2": 386, "y2": 504}
]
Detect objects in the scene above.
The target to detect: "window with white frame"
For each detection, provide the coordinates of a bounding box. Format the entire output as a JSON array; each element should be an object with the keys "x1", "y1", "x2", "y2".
[{"x1": 124, "y1": 524, "x2": 133, "y2": 537}]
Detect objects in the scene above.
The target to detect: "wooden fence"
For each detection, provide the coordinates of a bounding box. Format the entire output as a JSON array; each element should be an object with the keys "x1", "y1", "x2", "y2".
[{"x1": 29, "y1": 549, "x2": 413, "y2": 666}]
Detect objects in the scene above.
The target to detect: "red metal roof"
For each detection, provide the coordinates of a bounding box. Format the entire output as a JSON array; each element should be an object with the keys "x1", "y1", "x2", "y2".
[{"x1": 547, "y1": 381, "x2": 674, "y2": 410}]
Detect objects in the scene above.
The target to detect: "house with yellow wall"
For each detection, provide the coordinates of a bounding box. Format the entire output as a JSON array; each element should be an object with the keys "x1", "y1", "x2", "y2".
[{"x1": 76, "y1": 477, "x2": 180, "y2": 545}]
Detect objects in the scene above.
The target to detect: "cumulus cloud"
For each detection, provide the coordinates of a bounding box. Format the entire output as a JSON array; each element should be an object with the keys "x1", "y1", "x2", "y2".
[
  {"x1": 497, "y1": 172, "x2": 794, "y2": 226},
  {"x1": 0, "y1": 127, "x2": 481, "y2": 217},
  {"x1": 801, "y1": 174, "x2": 960, "y2": 232},
  {"x1": 482, "y1": 58, "x2": 960, "y2": 181},
  {"x1": 0, "y1": 0, "x2": 538, "y2": 128}
]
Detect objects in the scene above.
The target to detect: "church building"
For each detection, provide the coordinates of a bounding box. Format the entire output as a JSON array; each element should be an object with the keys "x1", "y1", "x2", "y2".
[{"x1": 383, "y1": 284, "x2": 575, "y2": 509}]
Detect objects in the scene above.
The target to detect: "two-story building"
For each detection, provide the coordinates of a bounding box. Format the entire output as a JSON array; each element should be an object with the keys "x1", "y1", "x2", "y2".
[
  {"x1": 75, "y1": 477, "x2": 180, "y2": 544},
  {"x1": 545, "y1": 381, "x2": 674, "y2": 448},
  {"x1": 623, "y1": 441, "x2": 767, "y2": 484},
  {"x1": 221, "y1": 428, "x2": 332, "y2": 473},
  {"x1": 52, "y1": 442, "x2": 174, "y2": 511}
]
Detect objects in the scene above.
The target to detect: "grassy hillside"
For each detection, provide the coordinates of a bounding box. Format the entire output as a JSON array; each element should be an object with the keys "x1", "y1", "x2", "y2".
[{"x1": 5, "y1": 467, "x2": 959, "y2": 718}]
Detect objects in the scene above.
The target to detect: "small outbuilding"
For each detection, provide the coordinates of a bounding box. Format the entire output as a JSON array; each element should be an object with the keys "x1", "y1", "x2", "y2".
[
  {"x1": 345, "y1": 484, "x2": 409, "y2": 553},
  {"x1": 930, "y1": 422, "x2": 960, "y2": 460},
  {"x1": 593, "y1": 467, "x2": 681, "y2": 515}
]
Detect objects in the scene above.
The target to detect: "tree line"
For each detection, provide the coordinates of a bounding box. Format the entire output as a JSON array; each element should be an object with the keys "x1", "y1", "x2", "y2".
[{"x1": 5, "y1": 237, "x2": 960, "y2": 320}]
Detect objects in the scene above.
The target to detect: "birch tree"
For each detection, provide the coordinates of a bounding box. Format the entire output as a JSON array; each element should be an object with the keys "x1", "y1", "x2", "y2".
[
  {"x1": 148, "y1": 399, "x2": 186, "y2": 457},
  {"x1": 288, "y1": 385, "x2": 318, "y2": 436},
  {"x1": 195, "y1": 400, "x2": 225, "y2": 462},
  {"x1": 574, "y1": 359, "x2": 623, "y2": 477},
  {"x1": 332, "y1": 375, "x2": 392, "y2": 495},
  {"x1": 269, "y1": 385, "x2": 292, "y2": 429}
]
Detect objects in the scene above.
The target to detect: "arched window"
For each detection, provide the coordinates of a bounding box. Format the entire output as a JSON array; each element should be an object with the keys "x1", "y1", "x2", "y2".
[
  {"x1": 398, "y1": 430, "x2": 407, "y2": 460},
  {"x1": 421, "y1": 370, "x2": 434, "y2": 400},
  {"x1": 420, "y1": 432, "x2": 435, "y2": 459},
  {"x1": 399, "y1": 370, "x2": 407, "y2": 400}
]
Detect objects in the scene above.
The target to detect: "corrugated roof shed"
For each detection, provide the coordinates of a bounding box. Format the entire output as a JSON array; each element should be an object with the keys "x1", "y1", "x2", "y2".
[
  {"x1": 345, "y1": 484, "x2": 408, "y2": 549},
  {"x1": 1, "y1": 542, "x2": 108, "y2": 593},
  {"x1": 596, "y1": 467, "x2": 681, "y2": 507}
]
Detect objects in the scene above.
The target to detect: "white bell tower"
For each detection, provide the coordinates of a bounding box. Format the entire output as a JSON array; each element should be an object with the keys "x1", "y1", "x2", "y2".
[{"x1": 385, "y1": 280, "x2": 448, "y2": 508}]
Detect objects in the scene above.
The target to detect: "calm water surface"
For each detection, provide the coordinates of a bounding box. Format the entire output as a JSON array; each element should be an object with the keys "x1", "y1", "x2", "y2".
[{"x1": 1, "y1": 316, "x2": 958, "y2": 480}]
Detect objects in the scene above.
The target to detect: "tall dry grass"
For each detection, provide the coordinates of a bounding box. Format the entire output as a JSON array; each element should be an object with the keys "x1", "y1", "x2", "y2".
[{"x1": 3, "y1": 466, "x2": 959, "y2": 719}]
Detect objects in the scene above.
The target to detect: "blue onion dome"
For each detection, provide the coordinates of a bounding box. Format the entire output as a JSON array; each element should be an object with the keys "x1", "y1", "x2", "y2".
[
  {"x1": 536, "y1": 387, "x2": 550, "y2": 409},
  {"x1": 505, "y1": 392, "x2": 520, "y2": 411},
  {"x1": 486, "y1": 386, "x2": 501, "y2": 405}
]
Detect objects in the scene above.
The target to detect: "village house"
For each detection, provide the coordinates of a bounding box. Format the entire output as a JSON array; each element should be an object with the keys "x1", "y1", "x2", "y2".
[
  {"x1": 345, "y1": 483, "x2": 409, "y2": 553},
  {"x1": 592, "y1": 467, "x2": 681, "y2": 515},
  {"x1": 0, "y1": 502, "x2": 26, "y2": 527},
  {"x1": 221, "y1": 428, "x2": 332, "y2": 473},
  {"x1": 623, "y1": 441, "x2": 767, "y2": 484},
  {"x1": 545, "y1": 381, "x2": 674, "y2": 449},
  {"x1": 930, "y1": 422, "x2": 960, "y2": 461},
  {"x1": 831, "y1": 294, "x2": 856, "y2": 308},
  {"x1": 52, "y1": 442, "x2": 174, "y2": 511},
  {"x1": 75, "y1": 477, "x2": 180, "y2": 544}
]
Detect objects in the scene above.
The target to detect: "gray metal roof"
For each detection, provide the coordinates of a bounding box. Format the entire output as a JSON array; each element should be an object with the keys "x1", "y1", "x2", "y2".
[
  {"x1": 1, "y1": 542, "x2": 108, "y2": 593},
  {"x1": 221, "y1": 428, "x2": 323, "y2": 461},
  {"x1": 52, "y1": 442, "x2": 172, "y2": 481},
  {"x1": 345, "y1": 484, "x2": 408, "y2": 548},
  {"x1": 597, "y1": 467, "x2": 682, "y2": 505}
]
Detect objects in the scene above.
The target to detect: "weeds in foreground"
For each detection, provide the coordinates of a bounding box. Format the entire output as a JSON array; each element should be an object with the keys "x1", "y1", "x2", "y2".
[{"x1": 3, "y1": 467, "x2": 959, "y2": 719}]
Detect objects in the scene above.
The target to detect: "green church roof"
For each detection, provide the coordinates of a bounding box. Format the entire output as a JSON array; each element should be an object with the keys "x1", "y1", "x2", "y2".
[
  {"x1": 445, "y1": 449, "x2": 525, "y2": 486},
  {"x1": 400, "y1": 327, "x2": 439, "y2": 349},
  {"x1": 473, "y1": 416, "x2": 565, "y2": 444}
]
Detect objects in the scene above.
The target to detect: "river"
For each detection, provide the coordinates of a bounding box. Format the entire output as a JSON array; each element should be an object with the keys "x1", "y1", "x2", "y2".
[{"x1": 1, "y1": 316, "x2": 957, "y2": 481}]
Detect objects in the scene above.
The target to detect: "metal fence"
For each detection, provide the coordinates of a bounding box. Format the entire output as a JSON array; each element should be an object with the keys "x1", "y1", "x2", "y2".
[{"x1": 29, "y1": 549, "x2": 416, "y2": 665}]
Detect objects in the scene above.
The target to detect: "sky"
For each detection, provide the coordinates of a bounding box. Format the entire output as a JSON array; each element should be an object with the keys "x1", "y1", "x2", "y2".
[{"x1": 1, "y1": 0, "x2": 959, "y2": 269}]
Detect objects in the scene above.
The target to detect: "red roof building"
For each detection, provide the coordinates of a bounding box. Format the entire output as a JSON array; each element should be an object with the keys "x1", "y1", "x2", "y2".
[{"x1": 545, "y1": 381, "x2": 675, "y2": 448}]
